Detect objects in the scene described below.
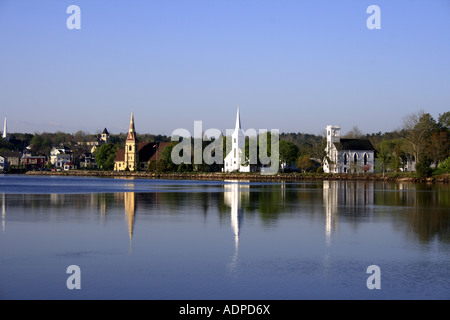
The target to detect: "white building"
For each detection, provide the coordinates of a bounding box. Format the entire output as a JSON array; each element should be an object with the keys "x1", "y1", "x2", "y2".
[
  {"x1": 223, "y1": 106, "x2": 250, "y2": 173},
  {"x1": 0, "y1": 155, "x2": 8, "y2": 172},
  {"x1": 50, "y1": 145, "x2": 73, "y2": 168},
  {"x1": 323, "y1": 125, "x2": 375, "y2": 174}
]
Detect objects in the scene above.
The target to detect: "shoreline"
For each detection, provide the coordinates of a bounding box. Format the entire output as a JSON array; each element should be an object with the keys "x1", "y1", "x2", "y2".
[{"x1": 22, "y1": 170, "x2": 450, "y2": 183}]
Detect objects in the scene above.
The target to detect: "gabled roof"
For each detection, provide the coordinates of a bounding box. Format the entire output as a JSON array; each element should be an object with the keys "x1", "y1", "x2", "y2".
[
  {"x1": 148, "y1": 142, "x2": 171, "y2": 162},
  {"x1": 115, "y1": 148, "x2": 125, "y2": 162},
  {"x1": 102, "y1": 128, "x2": 109, "y2": 135},
  {"x1": 0, "y1": 150, "x2": 20, "y2": 158},
  {"x1": 334, "y1": 138, "x2": 375, "y2": 151},
  {"x1": 115, "y1": 142, "x2": 171, "y2": 163}
]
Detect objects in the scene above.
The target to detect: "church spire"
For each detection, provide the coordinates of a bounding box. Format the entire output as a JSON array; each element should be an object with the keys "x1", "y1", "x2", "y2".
[
  {"x1": 235, "y1": 105, "x2": 241, "y2": 130},
  {"x1": 127, "y1": 112, "x2": 136, "y2": 140},
  {"x1": 2, "y1": 117, "x2": 8, "y2": 142}
]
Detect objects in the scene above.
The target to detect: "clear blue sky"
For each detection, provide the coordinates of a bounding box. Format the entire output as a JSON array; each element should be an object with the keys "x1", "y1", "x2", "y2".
[{"x1": 1, "y1": 0, "x2": 449, "y2": 136}]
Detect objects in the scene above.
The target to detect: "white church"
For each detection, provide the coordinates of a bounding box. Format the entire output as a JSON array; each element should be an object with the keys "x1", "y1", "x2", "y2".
[
  {"x1": 323, "y1": 125, "x2": 376, "y2": 174},
  {"x1": 223, "y1": 106, "x2": 251, "y2": 173}
]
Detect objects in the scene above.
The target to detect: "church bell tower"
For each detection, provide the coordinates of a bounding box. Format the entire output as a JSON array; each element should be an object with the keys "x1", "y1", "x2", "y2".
[{"x1": 125, "y1": 112, "x2": 139, "y2": 171}]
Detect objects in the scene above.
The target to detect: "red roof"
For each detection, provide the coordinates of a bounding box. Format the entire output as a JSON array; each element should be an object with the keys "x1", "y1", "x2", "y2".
[{"x1": 115, "y1": 142, "x2": 171, "y2": 163}]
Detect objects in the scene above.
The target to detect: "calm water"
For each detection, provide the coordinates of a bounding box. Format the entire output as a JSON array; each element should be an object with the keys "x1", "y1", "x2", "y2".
[{"x1": 0, "y1": 174, "x2": 449, "y2": 300}]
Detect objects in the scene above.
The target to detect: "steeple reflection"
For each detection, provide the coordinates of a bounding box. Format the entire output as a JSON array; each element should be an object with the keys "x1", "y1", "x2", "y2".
[
  {"x1": 124, "y1": 192, "x2": 136, "y2": 241},
  {"x1": 223, "y1": 180, "x2": 249, "y2": 272},
  {"x1": 2, "y1": 194, "x2": 6, "y2": 232}
]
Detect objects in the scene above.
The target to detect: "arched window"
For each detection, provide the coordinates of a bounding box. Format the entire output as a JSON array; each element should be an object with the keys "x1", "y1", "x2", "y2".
[
  {"x1": 344, "y1": 153, "x2": 348, "y2": 165},
  {"x1": 364, "y1": 153, "x2": 368, "y2": 165},
  {"x1": 353, "y1": 153, "x2": 358, "y2": 163}
]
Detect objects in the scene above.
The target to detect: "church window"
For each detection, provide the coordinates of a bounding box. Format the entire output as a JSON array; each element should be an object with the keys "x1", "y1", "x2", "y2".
[
  {"x1": 234, "y1": 148, "x2": 236, "y2": 157},
  {"x1": 354, "y1": 154, "x2": 358, "y2": 163},
  {"x1": 129, "y1": 145, "x2": 132, "y2": 151},
  {"x1": 234, "y1": 138, "x2": 236, "y2": 143},
  {"x1": 344, "y1": 153, "x2": 348, "y2": 165},
  {"x1": 364, "y1": 153, "x2": 368, "y2": 165}
]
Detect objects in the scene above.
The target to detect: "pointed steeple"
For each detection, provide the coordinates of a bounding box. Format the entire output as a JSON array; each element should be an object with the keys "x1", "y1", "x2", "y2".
[
  {"x1": 129, "y1": 112, "x2": 135, "y2": 131},
  {"x1": 235, "y1": 105, "x2": 241, "y2": 130},
  {"x1": 2, "y1": 117, "x2": 8, "y2": 142},
  {"x1": 127, "y1": 112, "x2": 136, "y2": 140}
]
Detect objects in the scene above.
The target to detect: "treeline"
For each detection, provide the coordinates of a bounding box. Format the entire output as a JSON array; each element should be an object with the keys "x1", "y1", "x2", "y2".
[
  {"x1": 366, "y1": 110, "x2": 449, "y2": 176},
  {"x1": 2, "y1": 110, "x2": 449, "y2": 177}
]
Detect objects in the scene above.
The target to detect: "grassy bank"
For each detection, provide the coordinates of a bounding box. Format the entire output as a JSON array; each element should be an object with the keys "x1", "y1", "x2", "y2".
[{"x1": 23, "y1": 170, "x2": 450, "y2": 183}]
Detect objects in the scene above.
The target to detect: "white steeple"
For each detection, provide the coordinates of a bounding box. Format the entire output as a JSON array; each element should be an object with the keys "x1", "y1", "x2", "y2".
[
  {"x1": 235, "y1": 104, "x2": 241, "y2": 130},
  {"x1": 2, "y1": 117, "x2": 8, "y2": 142},
  {"x1": 223, "y1": 105, "x2": 250, "y2": 172}
]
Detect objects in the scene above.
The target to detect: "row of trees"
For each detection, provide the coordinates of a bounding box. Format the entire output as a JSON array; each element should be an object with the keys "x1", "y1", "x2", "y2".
[{"x1": 372, "y1": 111, "x2": 449, "y2": 176}]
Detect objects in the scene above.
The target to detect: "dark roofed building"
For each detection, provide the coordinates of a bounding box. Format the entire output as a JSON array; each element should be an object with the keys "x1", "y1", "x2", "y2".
[
  {"x1": 323, "y1": 125, "x2": 376, "y2": 174},
  {"x1": 115, "y1": 141, "x2": 171, "y2": 171},
  {"x1": 0, "y1": 150, "x2": 21, "y2": 166}
]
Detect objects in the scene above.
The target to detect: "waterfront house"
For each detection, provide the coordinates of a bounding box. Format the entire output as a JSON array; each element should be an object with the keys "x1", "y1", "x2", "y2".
[
  {"x1": 0, "y1": 155, "x2": 8, "y2": 171},
  {"x1": 21, "y1": 155, "x2": 47, "y2": 170},
  {"x1": 0, "y1": 150, "x2": 20, "y2": 167},
  {"x1": 63, "y1": 162, "x2": 76, "y2": 171},
  {"x1": 79, "y1": 152, "x2": 97, "y2": 169},
  {"x1": 50, "y1": 145, "x2": 72, "y2": 168}
]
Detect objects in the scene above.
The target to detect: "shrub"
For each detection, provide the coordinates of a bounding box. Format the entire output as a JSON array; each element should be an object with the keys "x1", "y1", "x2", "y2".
[
  {"x1": 415, "y1": 155, "x2": 433, "y2": 177},
  {"x1": 438, "y1": 157, "x2": 450, "y2": 172}
]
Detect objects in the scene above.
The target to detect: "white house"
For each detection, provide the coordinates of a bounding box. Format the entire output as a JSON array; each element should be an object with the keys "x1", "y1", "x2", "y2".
[
  {"x1": 50, "y1": 145, "x2": 72, "y2": 168},
  {"x1": 323, "y1": 125, "x2": 375, "y2": 174},
  {"x1": 0, "y1": 155, "x2": 8, "y2": 172},
  {"x1": 223, "y1": 106, "x2": 251, "y2": 173},
  {"x1": 63, "y1": 162, "x2": 76, "y2": 171}
]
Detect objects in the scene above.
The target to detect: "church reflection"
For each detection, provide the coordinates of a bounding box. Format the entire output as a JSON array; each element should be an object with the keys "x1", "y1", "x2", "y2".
[
  {"x1": 223, "y1": 180, "x2": 249, "y2": 272},
  {"x1": 2, "y1": 194, "x2": 6, "y2": 232},
  {"x1": 323, "y1": 181, "x2": 375, "y2": 245}
]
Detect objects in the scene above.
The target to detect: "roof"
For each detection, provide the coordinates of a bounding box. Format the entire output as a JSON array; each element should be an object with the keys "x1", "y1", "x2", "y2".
[
  {"x1": 115, "y1": 148, "x2": 125, "y2": 162},
  {"x1": 334, "y1": 138, "x2": 375, "y2": 151},
  {"x1": 102, "y1": 128, "x2": 109, "y2": 134},
  {"x1": 0, "y1": 150, "x2": 20, "y2": 158},
  {"x1": 148, "y1": 142, "x2": 171, "y2": 161},
  {"x1": 114, "y1": 142, "x2": 171, "y2": 162}
]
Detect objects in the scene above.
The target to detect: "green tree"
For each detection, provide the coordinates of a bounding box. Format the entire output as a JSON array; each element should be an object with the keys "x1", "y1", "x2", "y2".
[
  {"x1": 376, "y1": 140, "x2": 392, "y2": 177},
  {"x1": 279, "y1": 140, "x2": 299, "y2": 170},
  {"x1": 438, "y1": 111, "x2": 450, "y2": 130},
  {"x1": 415, "y1": 154, "x2": 433, "y2": 177},
  {"x1": 296, "y1": 154, "x2": 313, "y2": 172},
  {"x1": 94, "y1": 143, "x2": 118, "y2": 171},
  {"x1": 402, "y1": 110, "x2": 436, "y2": 163}
]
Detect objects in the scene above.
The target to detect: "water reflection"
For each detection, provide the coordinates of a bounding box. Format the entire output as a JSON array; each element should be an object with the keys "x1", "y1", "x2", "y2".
[
  {"x1": 223, "y1": 180, "x2": 249, "y2": 272},
  {"x1": 323, "y1": 181, "x2": 375, "y2": 245},
  {"x1": 0, "y1": 180, "x2": 448, "y2": 247},
  {"x1": 2, "y1": 193, "x2": 6, "y2": 231}
]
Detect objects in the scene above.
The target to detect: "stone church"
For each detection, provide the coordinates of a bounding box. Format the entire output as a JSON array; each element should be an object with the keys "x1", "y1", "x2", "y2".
[
  {"x1": 323, "y1": 125, "x2": 375, "y2": 174},
  {"x1": 114, "y1": 112, "x2": 170, "y2": 171}
]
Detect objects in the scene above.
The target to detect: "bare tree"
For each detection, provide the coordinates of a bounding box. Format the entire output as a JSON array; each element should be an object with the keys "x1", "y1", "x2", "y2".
[{"x1": 345, "y1": 126, "x2": 364, "y2": 138}]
